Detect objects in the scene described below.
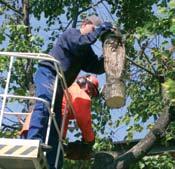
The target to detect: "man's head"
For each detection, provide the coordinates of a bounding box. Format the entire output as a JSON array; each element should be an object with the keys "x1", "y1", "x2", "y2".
[
  {"x1": 76, "y1": 75, "x2": 99, "y2": 97},
  {"x1": 80, "y1": 15, "x2": 102, "y2": 35}
]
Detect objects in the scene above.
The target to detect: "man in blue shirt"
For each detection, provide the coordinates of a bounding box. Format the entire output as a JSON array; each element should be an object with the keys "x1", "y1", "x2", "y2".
[{"x1": 27, "y1": 15, "x2": 112, "y2": 169}]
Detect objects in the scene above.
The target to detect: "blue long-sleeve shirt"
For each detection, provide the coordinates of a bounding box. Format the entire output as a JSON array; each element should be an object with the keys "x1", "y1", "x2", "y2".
[{"x1": 40, "y1": 28, "x2": 105, "y2": 86}]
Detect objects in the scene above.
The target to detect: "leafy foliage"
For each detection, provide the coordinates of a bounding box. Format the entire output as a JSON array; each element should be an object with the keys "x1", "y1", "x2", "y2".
[
  {"x1": 0, "y1": 0, "x2": 175, "y2": 168},
  {"x1": 162, "y1": 79, "x2": 175, "y2": 105},
  {"x1": 135, "y1": 154, "x2": 175, "y2": 169}
]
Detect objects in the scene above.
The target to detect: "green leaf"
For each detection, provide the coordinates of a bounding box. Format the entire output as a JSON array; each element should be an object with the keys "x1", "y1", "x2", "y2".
[
  {"x1": 169, "y1": 0, "x2": 175, "y2": 9},
  {"x1": 170, "y1": 24, "x2": 175, "y2": 34}
]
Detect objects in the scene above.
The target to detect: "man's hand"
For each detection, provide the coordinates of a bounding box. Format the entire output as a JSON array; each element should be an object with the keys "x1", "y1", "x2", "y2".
[
  {"x1": 101, "y1": 22, "x2": 113, "y2": 31},
  {"x1": 95, "y1": 22, "x2": 113, "y2": 37}
]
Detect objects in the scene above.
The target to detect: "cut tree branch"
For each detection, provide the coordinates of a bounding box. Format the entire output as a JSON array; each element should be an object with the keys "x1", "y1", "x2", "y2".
[{"x1": 92, "y1": 28, "x2": 173, "y2": 169}]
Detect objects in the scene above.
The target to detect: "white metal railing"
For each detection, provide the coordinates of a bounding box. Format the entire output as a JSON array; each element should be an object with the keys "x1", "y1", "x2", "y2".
[{"x1": 0, "y1": 52, "x2": 76, "y2": 168}]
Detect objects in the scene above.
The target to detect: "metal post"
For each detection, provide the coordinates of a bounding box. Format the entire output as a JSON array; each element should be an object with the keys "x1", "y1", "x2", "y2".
[
  {"x1": 45, "y1": 74, "x2": 59, "y2": 145},
  {"x1": 0, "y1": 52, "x2": 69, "y2": 169},
  {"x1": 0, "y1": 56, "x2": 14, "y2": 128},
  {"x1": 53, "y1": 62, "x2": 77, "y2": 168},
  {"x1": 55, "y1": 106, "x2": 68, "y2": 168}
]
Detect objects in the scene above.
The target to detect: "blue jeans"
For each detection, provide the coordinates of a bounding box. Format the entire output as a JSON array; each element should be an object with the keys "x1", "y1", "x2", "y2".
[{"x1": 27, "y1": 65, "x2": 63, "y2": 169}]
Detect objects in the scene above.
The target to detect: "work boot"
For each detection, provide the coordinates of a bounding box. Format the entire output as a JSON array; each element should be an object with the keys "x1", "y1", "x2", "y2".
[
  {"x1": 40, "y1": 143, "x2": 52, "y2": 152},
  {"x1": 64, "y1": 140, "x2": 94, "y2": 160}
]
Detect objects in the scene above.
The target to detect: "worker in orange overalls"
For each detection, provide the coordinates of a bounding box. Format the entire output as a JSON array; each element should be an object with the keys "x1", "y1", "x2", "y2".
[
  {"x1": 62, "y1": 74, "x2": 99, "y2": 160},
  {"x1": 20, "y1": 74, "x2": 99, "y2": 159}
]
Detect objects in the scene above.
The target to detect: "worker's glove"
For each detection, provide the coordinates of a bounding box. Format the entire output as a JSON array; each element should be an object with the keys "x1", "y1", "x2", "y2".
[
  {"x1": 95, "y1": 22, "x2": 113, "y2": 37},
  {"x1": 101, "y1": 22, "x2": 113, "y2": 31},
  {"x1": 64, "y1": 140, "x2": 94, "y2": 160}
]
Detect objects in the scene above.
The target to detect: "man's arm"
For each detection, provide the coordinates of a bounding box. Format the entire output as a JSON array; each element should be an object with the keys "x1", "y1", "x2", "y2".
[
  {"x1": 65, "y1": 22, "x2": 112, "y2": 47},
  {"x1": 82, "y1": 46, "x2": 105, "y2": 74},
  {"x1": 64, "y1": 28, "x2": 99, "y2": 49}
]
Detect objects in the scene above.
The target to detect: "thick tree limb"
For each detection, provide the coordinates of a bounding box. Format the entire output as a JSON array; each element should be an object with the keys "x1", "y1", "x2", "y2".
[
  {"x1": 71, "y1": 2, "x2": 79, "y2": 28},
  {"x1": 113, "y1": 105, "x2": 171, "y2": 169},
  {"x1": 92, "y1": 94, "x2": 174, "y2": 169}
]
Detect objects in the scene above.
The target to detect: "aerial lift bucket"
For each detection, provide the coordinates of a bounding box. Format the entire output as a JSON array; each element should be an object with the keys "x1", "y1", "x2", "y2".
[{"x1": 0, "y1": 52, "x2": 66, "y2": 169}]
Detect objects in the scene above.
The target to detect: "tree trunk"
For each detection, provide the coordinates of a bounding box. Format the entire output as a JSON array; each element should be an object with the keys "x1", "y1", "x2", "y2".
[
  {"x1": 22, "y1": 0, "x2": 35, "y2": 111},
  {"x1": 22, "y1": 0, "x2": 30, "y2": 34},
  {"x1": 103, "y1": 31, "x2": 126, "y2": 108}
]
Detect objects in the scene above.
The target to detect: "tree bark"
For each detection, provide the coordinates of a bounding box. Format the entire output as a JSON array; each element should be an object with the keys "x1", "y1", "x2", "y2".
[{"x1": 103, "y1": 31, "x2": 126, "y2": 108}]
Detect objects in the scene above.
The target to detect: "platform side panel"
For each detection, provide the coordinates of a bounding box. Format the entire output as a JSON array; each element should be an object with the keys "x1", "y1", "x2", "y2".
[
  {"x1": 0, "y1": 139, "x2": 49, "y2": 169},
  {"x1": 0, "y1": 139, "x2": 39, "y2": 159},
  {"x1": 0, "y1": 158, "x2": 36, "y2": 169}
]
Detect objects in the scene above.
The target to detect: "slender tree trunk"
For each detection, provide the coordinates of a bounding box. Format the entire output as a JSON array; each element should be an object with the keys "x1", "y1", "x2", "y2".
[
  {"x1": 22, "y1": 0, "x2": 35, "y2": 112},
  {"x1": 22, "y1": 0, "x2": 30, "y2": 33}
]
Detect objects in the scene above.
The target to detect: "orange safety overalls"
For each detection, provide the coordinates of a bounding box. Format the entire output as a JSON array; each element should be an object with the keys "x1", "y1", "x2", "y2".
[
  {"x1": 62, "y1": 82, "x2": 94, "y2": 142},
  {"x1": 20, "y1": 82, "x2": 95, "y2": 142}
]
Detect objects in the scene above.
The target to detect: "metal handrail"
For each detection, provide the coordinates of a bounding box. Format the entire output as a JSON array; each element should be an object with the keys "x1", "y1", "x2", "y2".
[
  {"x1": 0, "y1": 52, "x2": 63, "y2": 78},
  {"x1": 0, "y1": 94, "x2": 50, "y2": 105},
  {"x1": 0, "y1": 52, "x2": 68, "y2": 164},
  {"x1": 0, "y1": 52, "x2": 78, "y2": 167}
]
